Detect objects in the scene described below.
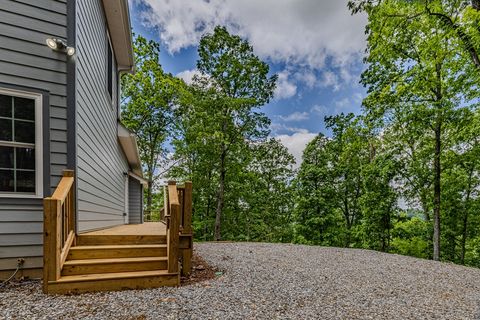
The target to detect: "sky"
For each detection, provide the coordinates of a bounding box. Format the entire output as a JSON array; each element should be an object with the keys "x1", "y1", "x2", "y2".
[{"x1": 129, "y1": 0, "x2": 368, "y2": 164}]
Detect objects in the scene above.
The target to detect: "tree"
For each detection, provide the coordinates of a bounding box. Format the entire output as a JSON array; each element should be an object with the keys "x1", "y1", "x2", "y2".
[
  {"x1": 246, "y1": 138, "x2": 295, "y2": 242},
  {"x1": 351, "y1": 0, "x2": 480, "y2": 260},
  {"x1": 359, "y1": 138, "x2": 398, "y2": 252},
  {"x1": 294, "y1": 134, "x2": 345, "y2": 246},
  {"x1": 325, "y1": 114, "x2": 369, "y2": 246},
  {"x1": 194, "y1": 26, "x2": 277, "y2": 240},
  {"x1": 121, "y1": 35, "x2": 185, "y2": 212},
  {"x1": 348, "y1": 0, "x2": 480, "y2": 71}
]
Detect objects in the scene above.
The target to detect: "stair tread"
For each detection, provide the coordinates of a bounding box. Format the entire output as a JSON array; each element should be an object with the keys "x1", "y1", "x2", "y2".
[
  {"x1": 52, "y1": 270, "x2": 175, "y2": 283},
  {"x1": 70, "y1": 244, "x2": 167, "y2": 250},
  {"x1": 65, "y1": 256, "x2": 167, "y2": 265}
]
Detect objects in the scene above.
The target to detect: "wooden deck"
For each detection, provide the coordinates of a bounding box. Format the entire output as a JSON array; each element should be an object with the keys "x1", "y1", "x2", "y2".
[
  {"x1": 43, "y1": 172, "x2": 192, "y2": 294},
  {"x1": 82, "y1": 222, "x2": 167, "y2": 236}
]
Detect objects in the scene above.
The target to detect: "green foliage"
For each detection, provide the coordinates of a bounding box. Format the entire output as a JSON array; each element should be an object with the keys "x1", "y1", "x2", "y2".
[
  {"x1": 170, "y1": 26, "x2": 288, "y2": 242},
  {"x1": 350, "y1": 0, "x2": 480, "y2": 261},
  {"x1": 390, "y1": 215, "x2": 430, "y2": 259},
  {"x1": 121, "y1": 35, "x2": 186, "y2": 211},
  {"x1": 122, "y1": 6, "x2": 480, "y2": 269}
]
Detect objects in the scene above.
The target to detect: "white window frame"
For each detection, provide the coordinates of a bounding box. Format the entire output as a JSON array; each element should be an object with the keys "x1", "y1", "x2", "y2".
[{"x1": 0, "y1": 87, "x2": 43, "y2": 198}]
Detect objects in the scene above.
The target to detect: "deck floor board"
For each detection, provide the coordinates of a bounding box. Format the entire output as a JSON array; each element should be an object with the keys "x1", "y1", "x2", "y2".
[{"x1": 81, "y1": 222, "x2": 166, "y2": 236}]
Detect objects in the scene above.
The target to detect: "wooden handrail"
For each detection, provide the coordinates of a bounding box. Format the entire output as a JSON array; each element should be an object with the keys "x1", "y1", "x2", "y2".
[
  {"x1": 43, "y1": 170, "x2": 75, "y2": 293},
  {"x1": 50, "y1": 177, "x2": 74, "y2": 203}
]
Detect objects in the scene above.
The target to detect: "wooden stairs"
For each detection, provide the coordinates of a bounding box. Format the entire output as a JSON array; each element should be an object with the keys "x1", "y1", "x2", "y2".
[
  {"x1": 43, "y1": 171, "x2": 192, "y2": 294},
  {"x1": 45, "y1": 234, "x2": 179, "y2": 294}
]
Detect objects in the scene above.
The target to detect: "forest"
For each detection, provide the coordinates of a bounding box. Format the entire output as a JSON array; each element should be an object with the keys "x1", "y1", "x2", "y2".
[{"x1": 121, "y1": 1, "x2": 480, "y2": 267}]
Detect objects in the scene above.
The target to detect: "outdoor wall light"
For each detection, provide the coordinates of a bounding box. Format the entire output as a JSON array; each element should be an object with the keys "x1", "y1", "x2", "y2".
[{"x1": 46, "y1": 38, "x2": 75, "y2": 56}]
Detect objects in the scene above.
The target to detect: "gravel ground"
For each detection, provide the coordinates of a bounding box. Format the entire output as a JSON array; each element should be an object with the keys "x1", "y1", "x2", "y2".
[{"x1": 2, "y1": 242, "x2": 480, "y2": 319}]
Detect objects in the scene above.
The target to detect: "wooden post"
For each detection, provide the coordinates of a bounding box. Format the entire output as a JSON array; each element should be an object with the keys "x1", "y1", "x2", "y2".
[
  {"x1": 43, "y1": 198, "x2": 61, "y2": 293},
  {"x1": 167, "y1": 181, "x2": 180, "y2": 274},
  {"x1": 181, "y1": 181, "x2": 193, "y2": 276},
  {"x1": 168, "y1": 204, "x2": 180, "y2": 273}
]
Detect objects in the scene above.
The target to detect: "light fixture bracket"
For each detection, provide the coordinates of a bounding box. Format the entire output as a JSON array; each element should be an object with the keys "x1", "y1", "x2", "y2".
[{"x1": 46, "y1": 38, "x2": 75, "y2": 56}]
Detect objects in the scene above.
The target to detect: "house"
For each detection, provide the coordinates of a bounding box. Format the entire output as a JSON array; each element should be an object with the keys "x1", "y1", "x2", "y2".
[{"x1": 0, "y1": 0, "x2": 192, "y2": 293}]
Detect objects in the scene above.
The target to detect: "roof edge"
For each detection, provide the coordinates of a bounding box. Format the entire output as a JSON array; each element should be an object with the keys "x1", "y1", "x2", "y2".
[
  {"x1": 102, "y1": 0, "x2": 134, "y2": 71},
  {"x1": 118, "y1": 123, "x2": 143, "y2": 177}
]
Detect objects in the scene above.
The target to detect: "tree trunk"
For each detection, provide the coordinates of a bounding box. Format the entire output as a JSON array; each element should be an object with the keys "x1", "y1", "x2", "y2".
[
  {"x1": 145, "y1": 145, "x2": 156, "y2": 215},
  {"x1": 146, "y1": 179, "x2": 153, "y2": 212},
  {"x1": 432, "y1": 123, "x2": 441, "y2": 261},
  {"x1": 460, "y1": 168, "x2": 473, "y2": 264},
  {"x1": 461, "y1": 204, "x2": 469, "y2": 264},
  {"x1": 432, "y1": 61, "x2": 443, "y2": 262},
  {"x1": 214, "y1": 143, "x2": 226, "y2": 241},
  {"x1": 343, "y1": 194, "x2": 351, "y2": 247}
]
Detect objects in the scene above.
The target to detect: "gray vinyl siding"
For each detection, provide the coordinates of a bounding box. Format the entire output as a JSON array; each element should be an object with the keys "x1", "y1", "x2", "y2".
[
  {"x1": 0, "y1": 0, "x2": 68, "y2": 272},
  {"x1": 128, "y1": 177, "x2": 143, "y2": 224},
  {"x1": 76, "y1": 0, "x2": 129, "y2": 232}
]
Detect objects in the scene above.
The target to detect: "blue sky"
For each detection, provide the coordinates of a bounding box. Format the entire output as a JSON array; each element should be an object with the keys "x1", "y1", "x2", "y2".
[{"x1": 129, "y1": 0, "x2": 368, "y2": 163}]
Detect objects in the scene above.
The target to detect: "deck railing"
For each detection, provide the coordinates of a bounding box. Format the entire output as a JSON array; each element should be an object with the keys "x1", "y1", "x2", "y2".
[
  {"x1": 164, "y1": 181, "x2": 193, "y2": 276},
  {"x1": 143, "y1": 208, "x2": 164, "y2": 222},
  {"x1": 43, "y1": 170, "x2": 75, "y2": 292}
]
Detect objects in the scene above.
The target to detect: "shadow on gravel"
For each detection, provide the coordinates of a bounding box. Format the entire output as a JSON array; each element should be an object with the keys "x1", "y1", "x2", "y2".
[{"x1": 180, "y1": 250, "x2": 224, "y2": 286}]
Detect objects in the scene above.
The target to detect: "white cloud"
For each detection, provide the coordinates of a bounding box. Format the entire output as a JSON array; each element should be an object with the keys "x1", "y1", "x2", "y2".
[
  {"x1": 138, "y1": 0, "x2": 367, "y2": 70},
  {"x1": 274, "y1": 71, "x2": 297, "y2": 99},
  {"x1": 353, "y1": 92, "x2": 364, "y2": 104},
  {"x1": 276, "y1": 131, "x2": 317, "y2": 167},
  {"x1": 335, "y1": 97, "x2": 350, "y2": 113},
  {"x1": 319, "y1": 71, "x2": 341, "y2": 91},
  {"x1": 310, "y1": 104, "x2": 328, "y2": 115},
  {"x1": 294, "y1": 69, "x2": 317, "y2": 89},
  {"x1": 176, "y1": 69, "x2": 201, "y2": 85},
  {"x1": 280, "y1": 111, "x2": 309, "y2": 122},
  {"x1": 271, "y1": 122, "x2": 311, "y2": 134}
]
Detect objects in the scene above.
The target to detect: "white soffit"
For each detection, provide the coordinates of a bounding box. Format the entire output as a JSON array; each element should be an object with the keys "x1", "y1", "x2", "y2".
[
  {"x1": 118, "y1": 123, "x2": 143, "y2": 177},
  {"x1": 102, "y1": 0, "x2": 134, "y2": 70},
  {"x1": 128, "y1": 172, "x2": 148, "y2": 187}
]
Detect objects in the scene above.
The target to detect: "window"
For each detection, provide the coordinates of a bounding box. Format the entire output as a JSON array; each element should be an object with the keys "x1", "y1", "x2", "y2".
[
  {"x1": 107, "y1": 39, "x2": 113, "y2": 99},
  {"x1": 0, "y1": 89, "x2": 42, "y2": 197}
]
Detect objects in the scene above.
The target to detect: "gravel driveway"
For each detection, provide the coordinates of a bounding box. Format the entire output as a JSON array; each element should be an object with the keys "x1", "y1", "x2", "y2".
[{"x1": 2, "y1": 242, "x2": 480, "y2": 319}]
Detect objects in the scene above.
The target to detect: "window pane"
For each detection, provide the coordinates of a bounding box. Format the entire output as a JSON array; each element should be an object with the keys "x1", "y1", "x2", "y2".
[
  {"x1": 14, "y1": 97, "x2": 35, "y2": 121},
  {"x1": 16, "y1": 170, "x2": 35, "y2": 193},
  {"x1": 0, "y1": 146, "x2": 14, "y2": 168},
  {"x1": 0, "y1": 118, "x2": 12, "y2": 141},
  {"x1": 0, "y1": 169, "x2": 14, "y2": 192},
  {"x1": 14, "y1": 120, "x2": 35, "y2": 143},
  {"x1": 0, "y1": 94, "x2": 12, "y2": 118},
  {"x1": 16, "y1": 147, "x2": 35, "y2": 170}
]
